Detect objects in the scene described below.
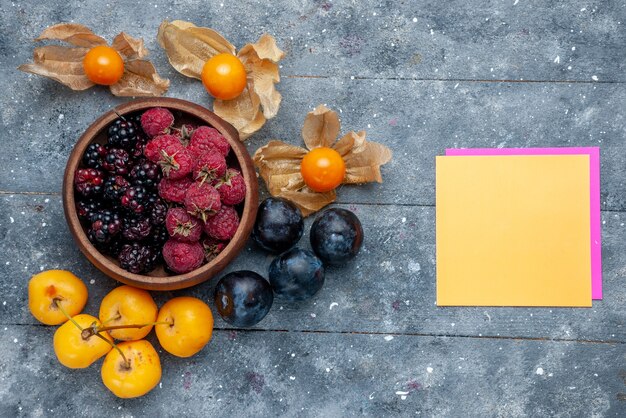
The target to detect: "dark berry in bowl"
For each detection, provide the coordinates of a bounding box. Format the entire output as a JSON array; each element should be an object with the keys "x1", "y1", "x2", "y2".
[
  {"x1": 214, "y1": 271, "x2": 273, "y2": 327},
  {"x1": 269, "y1": 248, "x2": 325, "y2": 302},
  {"x1": 252, "y1": 198, "x2": 303, "y2": 253},
  {"x1": 121, "y1": 185, "x2": 149, "y2": 214},
  {"x1": 118, "y1": 242, "x2": 159, "y2": 274},
  {"x1": 76, "y1": 199, "x2": 103, "y2": 223},
  {"x1": 102, "y1": 175, "x2": 130, "y2": 204},
  {"x1": 148, "y1": 198, "x2": 168, "y2": 226},
  {"x1": 148, "y1": 225, "x2": 169, "y2": 250},
  {"x1": 88, "y1": 209, "x2": 122, "y2": 244},
  {"x1": 74, "y1": 168, "x2": 104, "y2": 197},
  {"x1": 107, "y1": 118, "x2": 139, "y2": 150},
  {"x1": 130, "y1": 159, "x2": 162, "y2": 190},
  {"x1": 102, "y1": 148, "x2": 131, "y2": 176},
  {"x1": 82, "y1": 143, "x2": 106, "y2": 169},
  {"x1": 310, "y1": 208, "x2": 363, "y2": 265},
  {"x1": 122, "y1": 216, "x2": 152, "y2": 241}
]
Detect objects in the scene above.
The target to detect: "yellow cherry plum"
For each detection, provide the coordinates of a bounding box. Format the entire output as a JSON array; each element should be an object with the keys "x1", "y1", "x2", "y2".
[
  {"x1": 99, "y1": 285, "x2": 157, "y2": 341},
  {"x1": 53, "y1": 314, "x2": 112, "y2": 368},
  {"x1": 101, "y1": 340, "x2": 161, "y2": 398},
  {"x1": 29, "y1": 270, "x2": 88, "y2": 325},
  {"x1": 155, "y1": 296, "x2": 213, "y2": 358}
]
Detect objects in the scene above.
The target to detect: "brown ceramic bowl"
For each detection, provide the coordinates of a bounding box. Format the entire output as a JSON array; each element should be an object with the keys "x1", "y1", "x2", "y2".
[{"x1": 63, "y1": 98, "x2": 258, "y2": 291}]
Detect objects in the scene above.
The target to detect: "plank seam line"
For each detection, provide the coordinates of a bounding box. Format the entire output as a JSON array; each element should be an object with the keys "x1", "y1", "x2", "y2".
[
  {"x1": 284, "y1": 74, "x2": 625, "y2": 85},
  {"x1": 6, "y1": 323, "x2": 622, "y2": 345},
  {"x1": 2, "y1": 191, "x2": 626, "y2": 214},
  {"x1": 210, "y1": 327, "x2": 624, "y2": 345}
]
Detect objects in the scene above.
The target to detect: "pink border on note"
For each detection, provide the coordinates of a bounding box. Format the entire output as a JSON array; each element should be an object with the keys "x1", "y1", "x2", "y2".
[{"x1": 445, "y1": 147, "x2": 602, "y2": 300}]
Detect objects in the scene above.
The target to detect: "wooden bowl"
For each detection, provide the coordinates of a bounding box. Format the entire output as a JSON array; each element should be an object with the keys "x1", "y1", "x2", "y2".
[{"x1": 63, "y1": 98, "x2": 258, "y2": 291}]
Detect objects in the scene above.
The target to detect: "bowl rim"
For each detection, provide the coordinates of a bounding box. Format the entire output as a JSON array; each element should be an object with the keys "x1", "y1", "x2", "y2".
[{"x1": 62, "y1": 97, "x2": 259, "y2": 291}]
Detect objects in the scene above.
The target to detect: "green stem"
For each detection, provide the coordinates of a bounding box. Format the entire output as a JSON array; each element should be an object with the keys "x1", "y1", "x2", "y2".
[
  {"x1": 100, "y1": 313, "x2": 122, "y2": 326},
  {"x1": 91, "y1": 332, "x2": 130, "y2": 369},
  {"x1": 53, "y1": 298, "x2": 83, "y2": 331}
]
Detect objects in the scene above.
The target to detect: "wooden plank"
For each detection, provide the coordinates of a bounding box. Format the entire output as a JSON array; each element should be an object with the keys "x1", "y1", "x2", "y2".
[
  {"x1": 5, "y1": 0, "x2": 626, "y2": 82},
  {"x1": 2, "y1": 195, "x2": 624, "y2": 343},
  {"x1": 2, "y1": 79, "x2": 626, "y2": 210},
  {"x1": 0, "y1": 325, "x2": 623, "y2": 416}
]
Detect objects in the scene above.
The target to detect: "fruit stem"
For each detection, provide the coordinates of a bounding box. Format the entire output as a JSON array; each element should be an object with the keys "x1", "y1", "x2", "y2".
[
  {"x1": 100, "y1": 313, "x2": 122, "y2": 326},
  {"x1": 52, "y1": 298, "x2": 83, "y2": 331},
  {"x1": 95, "y1": 320, "x2": 172, "y2": 333},
  {"x1": 80, "y1": 320, "x2": 172, "y2": 339},
  {"x1": 91, "y1": 332, "x2": 130, "y2": 369}
]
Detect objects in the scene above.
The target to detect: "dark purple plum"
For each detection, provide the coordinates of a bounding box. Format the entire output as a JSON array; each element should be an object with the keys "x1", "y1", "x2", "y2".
[
  {"x1": 269, "y1": 248, "x2": 325, "y2": 302},
  {"x1": 214, "y1": 271, "x2": 274, "y2": 327},
  {"x1": 252, "y1": 198, "x2": 303, "y2": 253},
  {"x1": 310, "y1": 208, "x2": 363, "y2": 265}
]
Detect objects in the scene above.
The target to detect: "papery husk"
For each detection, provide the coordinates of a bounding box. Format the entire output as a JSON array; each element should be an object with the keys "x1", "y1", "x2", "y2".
[
  {"x1": 19, "y1": 24, "x2": 169, "y2": 97},
  {"x1": 253, "y1": 106, "x2": 393, "y2": 216},
  {"x1": 111, "y1": 32, "x2": 148, "y2": 60},
  {"x1": 109, "y1": 60, "x2": 170, "y2": 97},
  {"x1": 157, "y1": 20, "x2": 235, "y2": 79},
  {"x1": 36, "y1": 23, "x2": 107, "y2": 48},
  {"x1": 237, "y1": 34, "x2": 284, "y2": 119},
  {"x1": 213, "y1": 86, "x2": 266, "y2": 140},
  {"x1": 157, "y1": 20, "x2": 284, "y2": 140},
  {"x1": 340, "y1": 134, "x2": 392, "y2": 184},
  {"x1": 18, "y1": 45, "x2": 94, "y2": 90},
  {"x1": 278, "y1": 189, "x2": 337, "y2": 217},
  {"x1": 302, "y1": 104, "x2": 340, "y2": 150}
]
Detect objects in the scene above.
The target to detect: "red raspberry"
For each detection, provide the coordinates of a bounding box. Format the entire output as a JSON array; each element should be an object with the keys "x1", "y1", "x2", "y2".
[
  {"x1": 203, "y1": 205, "x2": 240, "y2": 241},
  {"x1": 193, "y1": 149, "x2": 227, "y2": 184},
  {"x1": 140, "y1": 107, "x2": 174, "y2": 137},
  {"x1": 189, "y1": 126, "x2": 230, "y2": 157},
  {"x1": 158, "y1": 144, "x2": 195, "y2": 180},
  {"x1": 162, "y1": 240, "x2": 204, "y2": 274},
  {"x1": 165, "y1": 207, "x2": 202, "y2": 242},
  {"x1": 184, "y1": 182, "x2": 221, "y2": 222},
  {"x1": 158, "y1": 177, "x2": 193, "y2": 203},
  {"x1": 144, "y1": 134, "x2": 181, "y2": 162},
  {"x1": 201, "y1": 236, "x2": 227, "y2": 262},
  {"x1": 214, "y1": 168, "x2": 246, "y2": 205},
  {"x1": 172, "y1": 124, "x2": 196, "y2": 144}
]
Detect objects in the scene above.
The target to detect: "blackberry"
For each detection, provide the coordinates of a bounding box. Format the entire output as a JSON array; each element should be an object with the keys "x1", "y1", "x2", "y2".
[
  {"x1": 102, "y1": 175, "x2": 130, "y2": 204},
  {"x1": 122, "y1": 216, "x2": 152, "y2": 241},
  {"x1": 120, "y1": 185, "x2": 149, "y2": 214},
  {"x1": 107, "y1": 119, "x2": 139, "y2": 150},
  {"x1": 97, "y1": 237, "x2": 124, "y2": 258},
  {"x1": 129, "y1": 114, "x2": 145, "y2": 133},
  {"x1": 82, "y1": 143, "x2": 107, "y2": 169},
  {"x1": 76, "y1": 199, "x2": 103, "y2": 223},
  {"x1": 129, "y1": 159, "x2": 162, "y2": 190},
  {"x1": 131, "y1": 135, "x2": 148, "y2": 160},
  {"x1": 118, "y1": 243, "x2": 159, "y2": 274},
  {"x1": 148, "y1": 198, "x2": 168, "y2": 226},
  {"x1": 74, "y1": 168, "x2": 104, "y2": 197},
  {"x1": 102, "y1": 148, "x2": 131, "y2": 176},
  {"x1": 148, "y1": 225, "x2": 169, "y2": 250},
  {"x1": 88, "y1": 209, "x2": 122, "y2": 244}
]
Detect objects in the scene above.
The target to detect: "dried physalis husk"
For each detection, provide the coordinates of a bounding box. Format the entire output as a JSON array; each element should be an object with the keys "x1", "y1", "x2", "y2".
[
  {"x1": 18, "y1": 23, "x2": 169, "y2": 97},
  {"x1": 157, "y1": 20, "x2": 284, "y2": 140},
  {"x1": 254, "y1": 105, "x2": 393, "y2": 216}
]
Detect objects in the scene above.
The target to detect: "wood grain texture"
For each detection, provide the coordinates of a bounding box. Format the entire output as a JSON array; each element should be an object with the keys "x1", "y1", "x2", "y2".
[
  {"x1": 2, "y1": 79, "x2": 625, "y2": 210},
  {"x1": 1, "y1": 196, "x2": 624, "y2": 343},
  {"x1": 1, "y1": 0, "x2": 625, "y2": 415},
  {"x1": 0, "y1": 326, "x2": 623, "y2": 417}
]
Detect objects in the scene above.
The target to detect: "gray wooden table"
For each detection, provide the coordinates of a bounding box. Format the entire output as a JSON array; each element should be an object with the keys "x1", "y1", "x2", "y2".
[{"x1": 1, "y1": 1, "x2": 624, "y2": 416}]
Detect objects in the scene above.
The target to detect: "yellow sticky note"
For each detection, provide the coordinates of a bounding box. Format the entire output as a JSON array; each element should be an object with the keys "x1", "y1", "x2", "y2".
[{"x1": 436, "y1": 155, "x2": 591, "y2": 307}]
